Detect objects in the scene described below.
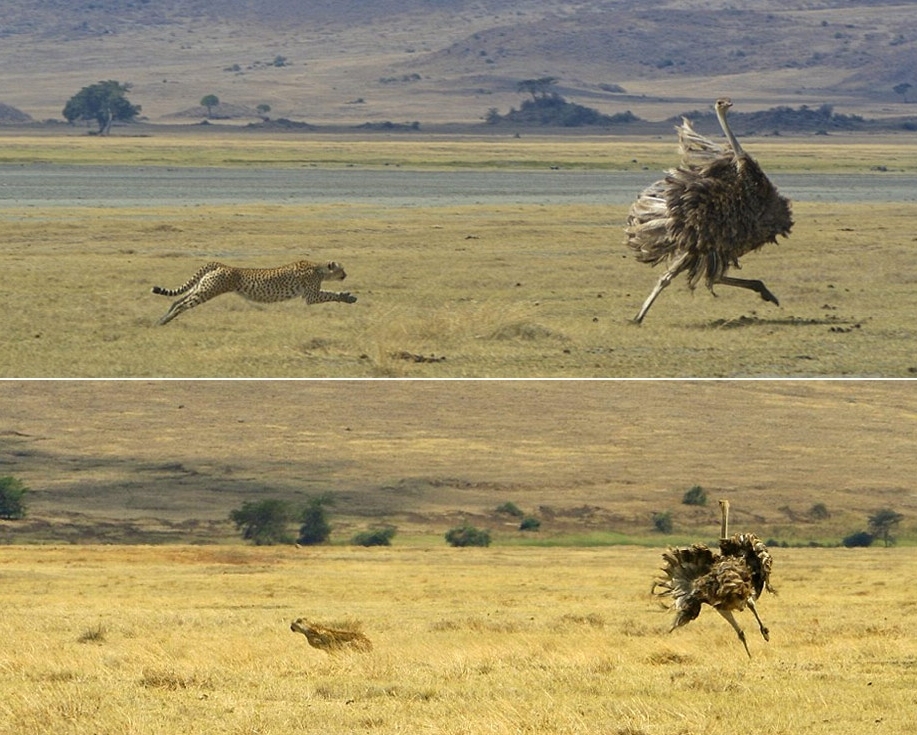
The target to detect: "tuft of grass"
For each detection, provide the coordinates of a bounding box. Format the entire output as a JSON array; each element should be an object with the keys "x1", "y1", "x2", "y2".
[{"x1": 77, "y1": 622, "x2": 106, "y2": 644}]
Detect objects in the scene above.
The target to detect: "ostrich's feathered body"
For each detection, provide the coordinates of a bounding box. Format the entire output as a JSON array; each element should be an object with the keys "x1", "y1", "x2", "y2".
[
  {"x1": 625, "y1": 100, "x2": 793, "y2": 323},
  {"x1": 656, "y1": 533, "x2": 773, "y2": 629},
  {"x1": 653, "y1": 503, "x2": 774, "y2": 657}
]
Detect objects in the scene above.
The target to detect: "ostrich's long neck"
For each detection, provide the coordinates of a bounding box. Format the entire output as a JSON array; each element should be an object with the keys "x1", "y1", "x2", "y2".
[
  {"x1": 716, "y1": 106, "x2": 744, "y2": 157},
  {"x1": 720, "y1": 500, "x2": 730, "y2": 541}
]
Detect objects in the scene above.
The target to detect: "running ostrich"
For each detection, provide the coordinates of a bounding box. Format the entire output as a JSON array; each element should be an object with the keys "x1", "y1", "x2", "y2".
[
  {"x1": 625, "y1": 98, "x2": 793, "y2": 323},
  {"x1": 653, "y1": 499, "x2": 774, "y2": 657}
]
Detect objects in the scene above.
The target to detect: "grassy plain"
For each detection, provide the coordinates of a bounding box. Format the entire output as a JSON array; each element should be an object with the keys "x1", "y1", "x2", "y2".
[
  {"x1": 2, "y1": 544, "x2": 915, "y2": 735},
  {"x1": 2, "y1": 132, "x2": 917, "y2": 377},
  {"x1": 3, "y1": 380, "x2": 916, "y2": 546}
]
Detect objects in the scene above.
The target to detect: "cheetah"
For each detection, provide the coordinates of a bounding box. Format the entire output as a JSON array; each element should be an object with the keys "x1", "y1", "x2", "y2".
[
  {"x1": 151, "y1": 259, "x2": 356, "y2": 325},
  {"x1": 290, "y1": 618, "x2": 373, "y2": 653}
]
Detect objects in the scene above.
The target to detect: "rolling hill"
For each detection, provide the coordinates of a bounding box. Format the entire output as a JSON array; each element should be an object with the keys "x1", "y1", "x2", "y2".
[{"x1": 1, "y1": 0, "x2": 915, "y2": 126}]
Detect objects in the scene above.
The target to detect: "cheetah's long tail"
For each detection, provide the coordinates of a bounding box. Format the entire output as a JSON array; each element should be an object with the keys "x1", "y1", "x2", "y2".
[{"x1": 151, "y1": 262, "x2": 222, "y2": 297}]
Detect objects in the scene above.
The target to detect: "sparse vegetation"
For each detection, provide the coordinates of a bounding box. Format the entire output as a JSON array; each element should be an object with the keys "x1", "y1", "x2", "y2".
[
  {"x1": 519, "y1": 516, "x2": 541, "y2": 531},
  {"x1": 488, "y1": 89, "x2": 639, "y2": 127}
]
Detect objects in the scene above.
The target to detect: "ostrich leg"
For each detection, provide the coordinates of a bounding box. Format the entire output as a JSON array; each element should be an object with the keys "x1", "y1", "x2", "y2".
[
  {"x1": 632, "y1": 251, "x2": 691, "y2": 324},
  {"x1": 717, "y1": 275, "x2": 780, "y2": 306},
  {"x1": 716, "y1": 608, "x2": 751, "y2": 658},
  {"x1": 746, "y1": 597, "x2": 770, "y2": 641}
]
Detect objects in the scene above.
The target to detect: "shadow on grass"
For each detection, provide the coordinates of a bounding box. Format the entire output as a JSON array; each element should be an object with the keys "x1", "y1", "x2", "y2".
[{"x1": 701, "y1": 314, "x2": 863, "y2": 330}]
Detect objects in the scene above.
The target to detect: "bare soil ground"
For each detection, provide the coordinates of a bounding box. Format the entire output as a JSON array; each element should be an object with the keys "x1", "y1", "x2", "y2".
[{"x1": 1, "y1": 380, "x2": 915, "y2": 545}]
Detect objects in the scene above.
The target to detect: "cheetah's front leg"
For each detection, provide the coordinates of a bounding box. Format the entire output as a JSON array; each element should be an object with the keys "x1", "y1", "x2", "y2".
[{"x1": 309, "y1": 291, "x2": 357, "y2": 304}]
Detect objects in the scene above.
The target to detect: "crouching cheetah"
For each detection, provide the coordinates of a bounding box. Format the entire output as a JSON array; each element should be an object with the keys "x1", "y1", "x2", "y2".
[{"x1": 151, "y1": 259, "x2": 356, "y2": 325}]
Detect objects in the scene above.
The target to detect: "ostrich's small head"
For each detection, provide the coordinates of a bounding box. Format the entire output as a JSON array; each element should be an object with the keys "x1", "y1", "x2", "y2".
[{"x1": 715, "y1": 98, "x2": 733, "y2": 113}]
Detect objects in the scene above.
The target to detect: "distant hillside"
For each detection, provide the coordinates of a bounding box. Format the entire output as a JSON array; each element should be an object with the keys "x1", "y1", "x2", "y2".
[
  {"x1": 0, "y1": 1, "x2": 915, "y2": 125},
  {"x1": 0, "y1": 102, "x2": 32, "y2": 123}
]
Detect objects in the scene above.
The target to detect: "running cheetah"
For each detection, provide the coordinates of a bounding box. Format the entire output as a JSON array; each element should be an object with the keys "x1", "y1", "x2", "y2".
[
  {"x1": 151, "y1": 259, "x2": 356, "y2": 325},
  {"x1": 290, "y1": 618, "x2": 373, "y2": 653}
]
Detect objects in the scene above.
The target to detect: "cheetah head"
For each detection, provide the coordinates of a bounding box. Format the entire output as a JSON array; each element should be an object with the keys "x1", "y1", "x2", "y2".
[
  {"x1": 290, "y1": 618, "x2": 312, "y2": 635},
  {"x1": 322, "y1": 261, "x2": 347, "y2": 281}
]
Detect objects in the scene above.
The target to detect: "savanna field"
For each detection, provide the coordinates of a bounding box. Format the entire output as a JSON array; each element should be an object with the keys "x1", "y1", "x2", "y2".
[
  {"x1": 2, "y1": 132, "x2": 917, "y2": 377},
  {"x1": 2, "y1": 381, "x2": 917, "y2": 733},
  {"x1": 2, "y1": 544, "x2": 916, "y2": 735}
]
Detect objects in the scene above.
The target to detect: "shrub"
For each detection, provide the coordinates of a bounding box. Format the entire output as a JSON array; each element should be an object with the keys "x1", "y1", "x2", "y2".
[
  {"x1": 0, "y1": 476, "x2": 28, "y2": 519},
  {"x1": 445, "y1": 524, "x2": 491, "y2": 547},
  {"x1": 352, "y1": 526, "x2": 397, "y2": 546},
  {"x1": 652, "y1": 511, "x2": 673, "y2": 534},
  {"x1": 809, "y1": 502, "x2": 830, "y2": 520},
  {"x1": 842, "y1": 531, "x2": 874, "y2": 548},
  {"x1": 496, "y1": 501, "x2": 524, "y2": 518},
  {"x1": 682, "y1": 485, "x2": 707, "y2": 506},
  {"x1": 519, "y1": 516, "x2": 541, "y2": 531}
]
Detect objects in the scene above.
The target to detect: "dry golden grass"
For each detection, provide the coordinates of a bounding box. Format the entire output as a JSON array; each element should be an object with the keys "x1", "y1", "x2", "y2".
[{"x1": 1, "y1": 544, "x2": 915, "y2": 735}]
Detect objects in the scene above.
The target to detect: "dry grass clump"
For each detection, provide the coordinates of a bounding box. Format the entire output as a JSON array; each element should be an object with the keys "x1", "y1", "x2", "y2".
[{"x1": 290, "y1": 618, "x2": 373, "y2": 653}]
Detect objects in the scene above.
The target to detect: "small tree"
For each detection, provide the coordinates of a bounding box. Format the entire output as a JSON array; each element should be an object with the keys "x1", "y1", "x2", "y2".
[
  {"x1": 893, "y1": 82, "x2": 912, "y2": 103},
  {"x1": 868, "y1": 508, "x2": 904, "y2": 547},
  {"x1": 682, "y1": 485, "x2": 707, "y2": 506},
  {"x1": 297, "y1": 493, "x2": 334, "y2": 545},
  {"x1": 517, "y1": 76, "x2": 558, "y2": 101},
  {"x1": 229, "y1": 499, "x2": 291, "y2": 545},
  {"x1": 0, "y1": 476, "x2": 28, "y2": 520},
  {"x1": 256, "y1": 103, "x2": 271, "y2": 120},
  {"x1": 445, "y1": 524, "x2": 491, "y2": 547},
  {"x1": 63, "y1": 80, "x2": 141, "y2": 135},
  {"x1": 200, "y1": 94, "x2": 219, "y2": 117},
  {"x1": 519, "y1": 516, "x2": 541, "y2": 531}
]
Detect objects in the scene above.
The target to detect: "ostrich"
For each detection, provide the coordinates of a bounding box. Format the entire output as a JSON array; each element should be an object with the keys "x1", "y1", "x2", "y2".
[
  {"x1": 652, "y1": 499, "x2": 774, "y2": 657},
  {"x1": 625, "y1": 98, "x2": 793, "y2": 323}
]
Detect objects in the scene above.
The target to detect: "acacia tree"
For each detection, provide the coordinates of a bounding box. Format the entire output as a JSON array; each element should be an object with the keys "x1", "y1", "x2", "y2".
[
  {"x1": 63, "y1": 81, "x2": 141, "y2": 134},
  {"x1": 517, "y1": 76, "x2": 558, "y2": 101},
  {"x1": 868, "y1": 508, "x2": 904, "y2": 547},
  {"x1": 200, "y1": 94, "x2": 219, "y2": 117},
  {"x1": 229, "y1": 499, "x2": 291, "y2": 545}
]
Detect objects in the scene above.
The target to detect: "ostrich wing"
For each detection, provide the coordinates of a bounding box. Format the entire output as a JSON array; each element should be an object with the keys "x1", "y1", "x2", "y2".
[{"x1": 677, "y1": 117, "x2": 731, "y2": 168}]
